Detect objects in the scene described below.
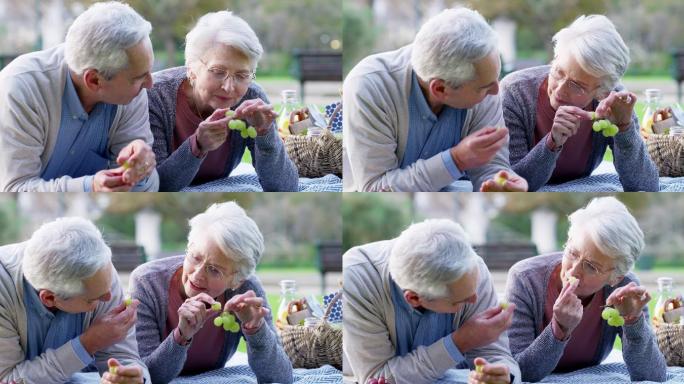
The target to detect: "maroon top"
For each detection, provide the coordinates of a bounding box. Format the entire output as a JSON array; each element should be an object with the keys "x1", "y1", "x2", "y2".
[
  {"x1": 534, "y1": 78, "x2": 594, "y2": 184},
  {"x1": 174, "y1": 83, "x2": 232, "y2": 185},
  {"x1": 543, "y1": 264, "x2": 605, "y2": 372},
  {"x1": 165, "y1": 268, "x2": 225, "y2": 375}
]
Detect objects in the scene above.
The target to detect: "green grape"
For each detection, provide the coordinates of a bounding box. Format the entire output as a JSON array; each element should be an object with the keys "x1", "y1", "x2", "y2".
[
  {"x1": 602, "y1": 307, "x2": 618, "y2": 320},
  {"x1": 247, "y1": 126, "x2": 257, "y2": 139},
  {"x1": 228, "y1": 119, "x2": 247, "y2": 131},
  {"x1": 614, "y1": 316, "x2": 625, "y2": 326},
  {"x1": 214, "y1": 317, "x2": 224, "y2": 327},
  {"x1": 225, "y1": 110, "x2": 236, "y2": 118},
  {"x1": 240, "y1": 130, "x2": 249, "y2": 139},
  {"x1": 109, "y1": 366, "x2": 117, "y2": 375},
  {"x1": 229, "y1": 323, "x2": 240, "y2": 332},
  {"x1": 591, "y1": 112, "x2": 597, "y2": 120},
  {"x1": 475, "y1": 364, "x2": 484, "y2": 373},
  {"x1": 221, "y1": 311, "x2": 231, "y2": 319},
  {"x1": 124, "y1": 297, "x2": 132, "y2": 307},
  {"x1": 211, "y1": 302, "x2": 222, "y2": 312},
  {"x1": 592, "y1": 121, "x2": 602, "y2": 132},
  {"x1": 500, "y1": 301, "x2": 509, "y2": 310}
]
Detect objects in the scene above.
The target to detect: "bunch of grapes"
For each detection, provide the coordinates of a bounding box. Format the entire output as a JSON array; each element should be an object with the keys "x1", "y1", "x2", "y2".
[
  {"x1": 214, "y1": 311, "x2": 240, "y2": 332},
  {"x1": 591, "y1": 113, "x2": 619, "y2": 137},
  {"x1": 225, "y1": 110, "x2": 257, "y2": 139},
  {"x1": 601, "y1": 307, "x2": 625, "y2": 327}
]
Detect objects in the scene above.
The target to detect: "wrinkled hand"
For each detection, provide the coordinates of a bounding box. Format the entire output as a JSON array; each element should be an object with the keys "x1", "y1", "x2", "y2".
[
  {"x1": 595, "y1": 90, "x2": 637, "y2": 132},
  {"x1": 550, "y1": 106, "x2": 590, "y2": 147},
  {"x1": 469, "y1": 357, "x2": 511, "y2": 384},
  {"x1": 552, "y1": 278, "x2": 582, "y2": 340},
  {"x1": 225, "y1": 290, "x2": 270, "y2": 332},
  {"x1": 480, "y1": 170, "x2": 528, "y2": 192},
  {"x1": 196, "y1": 108, "x2": 232, "y2": 153},
  {"x1": 452, "y1": 304, "x2": 515, "y2": 353},
  {"x1": 234, "y1": 98, "x2": 278, "y2": 136},
  {"x1": 450, "y1": 127, "x2": 508, "y2": 172},
  {"x1": 101, "y1": 358, "x2": 143, "y2": 384},
  {"x1": 606, "y1": 282, "x2": 650, "y2": 324},
  {"x1": 92, "y1": 169, "x2": 132, "y2": 192},
  {"x1": 177, "y1": 292, "x2": 215, "y2": 340},
  {"x1": 80, "y1": 301, "x2": 139, "y2": 355},
  {"x1": 116, "y1": 139, "x2": 155, "y2": 185}
]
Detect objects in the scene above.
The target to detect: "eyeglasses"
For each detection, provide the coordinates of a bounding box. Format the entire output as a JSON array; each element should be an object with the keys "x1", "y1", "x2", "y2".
[
  {"x1": 563, "y1": 248, "x2": 614, "y2": 277},
  {"x1": 185, "y1": 251, "x2": 231, "y2": 281},
  {"x1": 548, "y1": 64, "x2": 597, "y2": 98},
  {"x1": 199, "y1": 59, "x2": 255, "y2": 86}
]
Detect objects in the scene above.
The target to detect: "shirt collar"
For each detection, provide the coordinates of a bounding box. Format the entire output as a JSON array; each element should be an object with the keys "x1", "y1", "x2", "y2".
[
  {"x1": 409, "y1": 70, "x2": 440, "y2": 123},
  {"x1": 389, "y1": 273, "x2": 427, "y2": 317},
  {"x1": 23, "y1": 278, "x2": 55, "y2": 320},
  {"x1": 63, "y1": 70, "x2": 90, "y2": 122}
]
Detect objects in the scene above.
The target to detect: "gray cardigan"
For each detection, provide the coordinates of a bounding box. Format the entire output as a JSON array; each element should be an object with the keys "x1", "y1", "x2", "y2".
[
  {"x1": 130, "y1": 256, "x2": 293, "y2": 384},
  {"x1": 500, "y1": 66, "x2": 659, "y2": 192},
  {"x1": 504, "y1": 253, "x2": 666, "y2": 382},
  {"x1": 148, "y1": 67, "x2": 298, "y2": 192}
]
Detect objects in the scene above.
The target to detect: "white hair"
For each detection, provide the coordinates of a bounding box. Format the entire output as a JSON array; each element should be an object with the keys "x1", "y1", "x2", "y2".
[
  {"x1": 184, "y1": 10, "x2": 263, "y2": 72},
  {"x1": 552, "y1": 15, "x2": 630, "y2": 93},
  {"x1": 567, "y1": 196, "x2": 643, "y2": 279},
  {"x1": 22, "y1": 217, "x2": 111, "y2": 299},
  {"x1": 411, "y1": 7, "x2": 498, "y2": 88},
  {"x1": 188, "y1": 202, "x2": 264, "y2": 286},
  {"x1": 388, "y1": 219, "x2": 479, "y2": 300},
  {"x1": 64, "y1": 1, "x2": 152, "y2": 80}
]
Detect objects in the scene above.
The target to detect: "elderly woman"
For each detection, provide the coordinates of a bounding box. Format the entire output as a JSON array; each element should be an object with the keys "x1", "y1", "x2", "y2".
[
  {"x1": 500, "y1": 15, "x2": 658, "y2": 191},
  {"x1": 130, "y1": 202, "x2": 293, "y2": 384},
  {"x1": 148, "y1": 11, "x2": 298, "y2": 191},
  {"x1": 505, "y1": 197, "x2": 666, "y2": 382}
]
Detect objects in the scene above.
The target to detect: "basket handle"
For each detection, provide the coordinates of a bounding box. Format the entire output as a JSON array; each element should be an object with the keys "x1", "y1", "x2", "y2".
[
  {"x1": 323, "y1": 290, "x2": 343, "y2": 321},
  {"x1": 326, "y1": 102, "x2": 342, "y2": 130}
]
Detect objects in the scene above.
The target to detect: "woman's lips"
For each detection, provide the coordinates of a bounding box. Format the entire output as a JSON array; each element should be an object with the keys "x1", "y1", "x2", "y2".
[{"x1": 189, "y1": 280, "x2": 205, "y2": 291}]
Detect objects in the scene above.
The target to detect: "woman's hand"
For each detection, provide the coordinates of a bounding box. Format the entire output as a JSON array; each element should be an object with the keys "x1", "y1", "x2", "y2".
[
  {"x1": 176, "y1": 292, "x2": 215, "y2": 341},
  {"x1": 195, "y1": 108, "x2": 232, "y2": 153},
  {"x1": 595, "y1": 91, "x2": 637, "y2": 132},
  {"x1": 234, "y1": 99, "x2": 278, "y2": 136},
  {"x1": 606, "y1": 282, "x2": 650, "y2": 324},
  {"x1": 225, "y1": 290, "x2": 270, "y2": 333}
]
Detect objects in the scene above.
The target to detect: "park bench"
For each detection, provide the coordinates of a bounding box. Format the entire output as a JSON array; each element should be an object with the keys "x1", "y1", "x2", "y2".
[
  {"x1": 672, "y1": 50, "x2": 684, "y2": 103},
  {"x1": 316, "y1": 242, "x2": 342, "y2": 293},
  {"x1": 110, "y1": 242, "x2": 146, "y2": 272},
  {"x1": 291, "y1": 50, "x2": 342, "y2": 101},
  {"x1": 473, "y1": 242, "x2": 539, "y2": 271}
]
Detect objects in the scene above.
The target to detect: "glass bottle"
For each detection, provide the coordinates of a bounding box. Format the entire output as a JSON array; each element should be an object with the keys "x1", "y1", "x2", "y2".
[
  {"x1": 641, "y1": 89, "x2": 662, "y2": 136},
  {"x1": 653, "y1": 277, "x2": 675, "y2": 327},
  {"x1": 277, "y1": 90, "x2": 299, "y2": 137},
  {"x1": 276, "y1": 280, "x2": 297, "y2": 329}
]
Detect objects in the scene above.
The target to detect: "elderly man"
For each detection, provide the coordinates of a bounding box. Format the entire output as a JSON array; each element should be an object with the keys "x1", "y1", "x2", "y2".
[
  {"x1": 0, "y1": 217, "x2": 150, "y2": 384},
  {"x1": 343, "y1": 7, "x2": 528, "y2": 192},
  {"x1": 0, "y1": 1, "x2": 158, "y2": 192},
  {"x1": 344, "y1": 219, "x2": 521, "y2": 384}
]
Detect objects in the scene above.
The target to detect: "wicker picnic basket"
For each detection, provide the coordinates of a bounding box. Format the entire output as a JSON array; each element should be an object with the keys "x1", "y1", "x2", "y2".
[
  {"x1": 285, "y1": 129, "x2": 342, "y2": 178},
  {"x1": 656, "y1": 322, "x2": 684, "y2": 366},
  {"x1": 647, "y1": 134, "x2": 684, "y2": 177},
  {"x1": 278, "y1": 291, "x2": 342, "y2": 370}
]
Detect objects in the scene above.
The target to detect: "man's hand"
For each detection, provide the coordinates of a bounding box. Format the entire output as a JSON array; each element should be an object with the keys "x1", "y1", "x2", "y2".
[
  {"x1": 452, "y1": 304, "x2": 515, "y2": 353},
  {"x1": 480, "y1": 170, "x2": 528, "y2": 192},
  {"x1": 80, "y1": 300, "x2": 139, "y2": 355},
  {"x1": 101, "y1": 358, "x2": 143, "y2": 384},
  {"x1": 92, "y1": 169, "x2": 132, "y2": 192},
  {"x1": 450, "y1": 127, "x2": 508, "y2": 171},
  {"x1": 116, "y1": 139, "x2": 155, "y2": 185},
  {"x1": 469, "y1": 357, "x2": 511, "y2": 384}
]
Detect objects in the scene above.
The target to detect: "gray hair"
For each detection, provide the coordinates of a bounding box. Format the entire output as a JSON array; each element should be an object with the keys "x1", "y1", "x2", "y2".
[
  {"x1": 64, "y1": 1, "x2": 152, "y2": 80},
  {"x1": 411, "y1": 7, "x2": 498, "y2": 88},
  {"x1": 184, "y1": 10, "x2": 263, "y2": 72},
  {"x1": 552, "y1": 15, "x2": 629, "y2": 94},
  {"x1": 388, "y1": 219, "x2": 479, "y2": 300},
  {"x1": 188, "y1": 202, "x2": 264, "y2": 286},
  {"x1": 567, "y1": 197, "x2": 643, "y2": 279},
  {"x1": 22, "y1": 217, "x2": 111, "y2": 299}
]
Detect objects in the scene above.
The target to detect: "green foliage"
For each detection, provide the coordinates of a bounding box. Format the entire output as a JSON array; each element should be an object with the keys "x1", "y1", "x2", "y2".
[
  {"x1": 342, "y1": 194, "x2": 411, "y2": 252},
  {"x1": 342, "y1": 3, "x2": 378, "y2": 76},
  {"x1": 0, "y1": 199, "x2": 21, "y2": 244}
]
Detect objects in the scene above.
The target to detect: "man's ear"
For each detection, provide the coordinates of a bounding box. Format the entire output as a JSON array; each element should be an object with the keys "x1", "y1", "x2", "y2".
[
  {"x1": 403, "y1": 290, "x2": 422, "y2": 308},
  {"x1": 38, "y1": 289, "x2": 58, "y2": 308},
  {"x1": 83, "y1": 69, "x2": 103, "y2": 92},
  {"x1": 428, "y1": 78, "x2": 448, "y2": 103}
]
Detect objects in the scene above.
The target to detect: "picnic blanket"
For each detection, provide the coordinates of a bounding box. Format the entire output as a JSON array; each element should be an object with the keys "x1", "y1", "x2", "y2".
[
  {"x1": 181, "y1": 173, "x2": 342, "y2": 192},
  {"x1": 433, "y1": 364, "x2": 684, "y2": 384},
  {"x1": 537, "y1": 173, "x2": 684, "y2": 192},
  {"x1": 67, "y1": 365, "x2": 342, "y2": 384}
]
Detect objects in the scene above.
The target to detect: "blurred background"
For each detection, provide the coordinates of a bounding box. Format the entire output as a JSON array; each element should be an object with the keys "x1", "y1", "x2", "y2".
[
  {"x1": 0, "y1": 0, "x2": 342, "y2": 105},
  {"x1": 344, "y1": 0, "x2": 684, "y2": 111},
  {"x1": 343, "y1": 192, "x2": 684, "y2": 348}
]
